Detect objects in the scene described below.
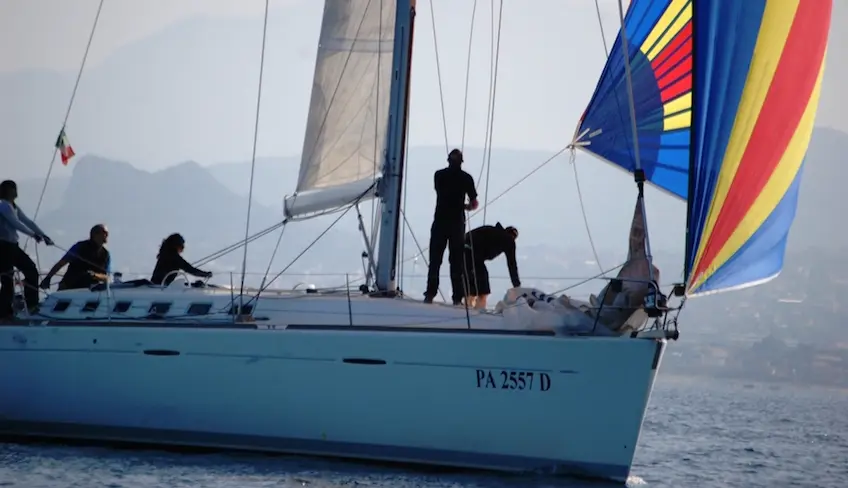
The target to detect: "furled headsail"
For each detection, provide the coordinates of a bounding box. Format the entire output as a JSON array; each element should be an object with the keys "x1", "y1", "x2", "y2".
[
  {"x1": 576, "y1": 0, "x2": 832, "y2": 297},
  {"x1": 284, "y1": 0, "x2": 396, "y2": 219}
]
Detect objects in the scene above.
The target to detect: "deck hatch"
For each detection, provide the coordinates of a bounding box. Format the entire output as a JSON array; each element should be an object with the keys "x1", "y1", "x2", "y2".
[
  {"x1": 187, "y1": 303, "x2": 212, "y2": 316},
  {"x1": 149, "y1": 302, "x2": 172, "y2": 315}
]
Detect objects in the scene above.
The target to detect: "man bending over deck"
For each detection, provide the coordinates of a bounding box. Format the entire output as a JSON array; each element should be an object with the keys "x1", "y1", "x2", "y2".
[
  {"x1": 463, "y1": 223, "x2": 521, "y2": 310},
  {"x1": 0, "y1": 180, "x2": 53, "y2": 318},
  {"x1": 40, "y1": 224, "x2": 111, "y2": 291}
]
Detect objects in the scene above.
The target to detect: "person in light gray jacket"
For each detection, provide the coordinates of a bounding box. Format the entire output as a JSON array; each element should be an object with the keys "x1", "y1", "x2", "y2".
[{"x1": 0, "y1": 180, "x2": 53, "y2": 318}]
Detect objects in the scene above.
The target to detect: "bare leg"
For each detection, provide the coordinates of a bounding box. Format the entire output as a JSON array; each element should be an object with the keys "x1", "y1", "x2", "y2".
[
  {"x1": 465, "y1": 295, "x2": 477, "y2": 308},
  {"x1": 475, "y1": 295, "x2": 488, "y2": 310}
]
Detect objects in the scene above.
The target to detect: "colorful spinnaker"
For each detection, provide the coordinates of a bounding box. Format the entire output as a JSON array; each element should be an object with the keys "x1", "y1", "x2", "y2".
[{"x1": 574, "y1": 0, "x2": 832, "y2": 297}]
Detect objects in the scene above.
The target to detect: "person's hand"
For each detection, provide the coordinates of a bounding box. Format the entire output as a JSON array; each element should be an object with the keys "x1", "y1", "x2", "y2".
[
  {"x1": 42, "y1": 235, "x2": 54, "y2": 246},
  {"x1": 203, "y1": 271, "x2": 213, "y2": 279},
  {"x1": 465, "y1": 199, "x2": 479, "y2": 211},
  {"x1": 39, "y1": 277, "x2": 51, "y2": 290},
  {"x1": 87, "y1": 270, "x2": 106, "y2": 282},
  {"x1": 32, "y1": 234, "x2": 43, "y2": 244}
]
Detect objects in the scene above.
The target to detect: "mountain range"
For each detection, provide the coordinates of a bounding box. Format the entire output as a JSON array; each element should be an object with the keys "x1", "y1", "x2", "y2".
[{"x1": 10, "y1": 126, "x2": 848, "y2": 303}]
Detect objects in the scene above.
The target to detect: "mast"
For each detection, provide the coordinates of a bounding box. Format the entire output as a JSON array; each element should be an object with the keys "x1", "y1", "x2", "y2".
[{"x1": 374, "y1": 0, "x2": 416, "y2": 294}]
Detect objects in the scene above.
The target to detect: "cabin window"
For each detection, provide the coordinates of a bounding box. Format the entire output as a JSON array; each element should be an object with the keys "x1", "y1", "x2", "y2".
[
  {"x1": 113, "y1": 301, "x2": 132, "y2": 313},
  {"x1": 228, "y1": 304, "x2": 254, "y2": 315},
  {"x1": 52, "y1": 300, "x2": 71, "y2": 313},
  {"x1": 81, "y1": 301, "x2": 100, "y2": 312},
  {"x1": 149, "y1": 302, "x2": 172, "y2": 315},
  {"x1": 187, "y1": 303, "x2": 212, "y2": 316}
]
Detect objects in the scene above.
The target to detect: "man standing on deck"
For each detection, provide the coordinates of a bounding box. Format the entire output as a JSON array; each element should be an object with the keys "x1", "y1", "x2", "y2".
[
  {"x1": 0, "y1": 180, "x2": 53, "y2": 319},
  {"x1": 40, "y1": 224, "x2": 111, "y2": 291},
  {"x1": 463, "y1": 223, "x2": 521, "y2": 310},
  {"x1": 424, "y1": 148, "x2": 479, "y2": 305}
]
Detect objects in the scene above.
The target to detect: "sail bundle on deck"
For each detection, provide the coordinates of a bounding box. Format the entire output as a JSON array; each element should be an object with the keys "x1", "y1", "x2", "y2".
[
  {"x1": 575, "y1": 0, "x2": 832, "y2": 297},
  {"x1": 285, "y1": 0, "x2": 396, "y2": 219}
]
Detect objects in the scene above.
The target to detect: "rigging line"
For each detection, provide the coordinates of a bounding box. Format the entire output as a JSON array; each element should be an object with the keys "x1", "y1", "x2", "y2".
[
  {"x1": 31, "y1": 0, "x2": 105, "y2": 226},
  {"x1": 399, "y1": 104, "x2": 412, "y2": 290},
  {"x1": 192, "y1": 220, "x2": 286, "y2": 268},
  {"x1": 593, "y1": 0, "x2": 610, "y2": 57},
  {"x1": 616, "y1": 0, "x2": 655, "y2": 283},
  {"x1": 470, "y1": 144, "x2": 567, "y2": 218},
  {"x1": 238, "y1": 0, "x2": 271, "y2": 305},
  {"x1": 562, "y1": 0, "x2": 611, "y2": 279},
  {"x1": 549, "y1": 262, "x2": 626, "y2": 295},
  {"x1": 570, "y1": 150, "x2": 605, "y2": 275},
  {"x1": 465, "y1": 0, "x2": 501, "y2": 298},
  {"x1": 400, "y1": 208, "x2": 446, "y2": 303},
  {"x1": 481, "y1": 0, "x2": 504, "y2": 225},
  {"x1": 370, "y1": 0, "x2": 386, "y2": 239},
  {"x1": 259, "y1": 216, "x2": 289, "y2": 290},
  {"x1": 400, "y1": 144, "x2": 568, "y2": 265},
  {"x1": 428, "y1": 0, "x2": 450, "y2": 152},
  {"x1": 459, "y1": 0, "x2": 478, "y2": 152},
  {"x1": 474, "y1": 0, "x2": 496, "y2": 186},
  {"x1": 243, "y1": 202, "x2": 356, "y2": 309}
]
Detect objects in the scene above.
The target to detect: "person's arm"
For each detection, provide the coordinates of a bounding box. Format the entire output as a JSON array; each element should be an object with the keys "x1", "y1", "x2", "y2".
[
  {"x1": 505, "y1": 240, "x2": 521, "y2": 288},
  {"x1": 465, "y1": 173, "x2": 479, "y2": 210},
  {"x1": 41, "y1": 259, "x2": 70, "y2": 287},
  {"x1": 40, "y1": 243, "x2": 79, "y2": 287},
  {"x1": 0, "y1": 202, "x2": 37, "y2": 237},
  {"x1": 16, "y1": 207, "x2": 47, "y2": 238},
  {"x1": 88, "y1": 253, "x2": 110, "y2": 282},
  {"x1": 176, "y1": 254, "x2": 211, "y2": 277}
]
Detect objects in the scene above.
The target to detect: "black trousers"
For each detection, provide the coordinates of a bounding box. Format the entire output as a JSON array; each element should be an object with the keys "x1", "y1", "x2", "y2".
[
  {"x1": 463, "y1": 252, "x2": 491, "y2": 296},
  {"x1": 0, "y1": 241, "x2": 39, "y2": 317},
  {"x1": 425, "y1": 220, "x2": 466, "y2": 303}
]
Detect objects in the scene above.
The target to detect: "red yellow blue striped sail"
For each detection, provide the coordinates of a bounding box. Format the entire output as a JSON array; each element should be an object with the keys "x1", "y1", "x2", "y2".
[
  {"x1": 574, "y1": 0, "x2": 693, "y2": 199},
  {"x1": 576, "y1": 0, "x2": 832, "y2": 296}
]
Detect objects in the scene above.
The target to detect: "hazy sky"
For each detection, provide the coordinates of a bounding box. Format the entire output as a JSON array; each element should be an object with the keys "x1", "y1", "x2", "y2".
[
  {"x1": 1, "y1": 0, "x2": 624, "y2": 73},
  {"x1": 0, "y1": 0, "x2": 843, "y2": 175},
  {"x1": 0, "y1": 0, "x2": 635, "y2": 169},
  {"x1": 1, "y1": 0, "x2": 276, "y2": 72}
]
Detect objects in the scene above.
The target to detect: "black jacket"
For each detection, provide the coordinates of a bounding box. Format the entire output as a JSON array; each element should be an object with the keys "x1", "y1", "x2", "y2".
[
  {"x1": 465, "y1": 223, "x2": 520, "y2": 287},
  {"x1": 151, "y1": 252, "x2": 208, "y2": 285},
  {"x1": 59, "y1": 239, "x2": 110, "y2": 290},
  {"x1": 433, "y1": 165, "x2": 477, "y2": 223}
]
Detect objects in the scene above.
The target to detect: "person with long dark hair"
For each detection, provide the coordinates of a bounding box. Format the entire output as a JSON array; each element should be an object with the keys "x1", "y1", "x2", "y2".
[{"x1": 150, "y1": 233, "x2": 212, "y2": 286}]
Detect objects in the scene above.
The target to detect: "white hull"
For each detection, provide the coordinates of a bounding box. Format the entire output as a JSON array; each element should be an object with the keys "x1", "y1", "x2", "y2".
[{"x1": 0, "y1": 285, "x2": 666, "y2": 482}]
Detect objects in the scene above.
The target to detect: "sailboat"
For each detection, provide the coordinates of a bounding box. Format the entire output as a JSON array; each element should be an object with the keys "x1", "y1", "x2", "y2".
[{"x1": 0, "y1": 0, "x2": 832, "y2": 483}]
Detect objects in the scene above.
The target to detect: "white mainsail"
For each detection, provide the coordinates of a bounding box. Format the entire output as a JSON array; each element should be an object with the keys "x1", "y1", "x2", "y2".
[{"x1": 284, "y1": 0, "x2": 396, "y2": 219}]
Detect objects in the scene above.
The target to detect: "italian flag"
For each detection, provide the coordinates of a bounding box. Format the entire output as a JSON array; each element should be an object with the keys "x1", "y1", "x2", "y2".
[{"x1": 55, "y1": 128, "x2": 76, "y2": 165}]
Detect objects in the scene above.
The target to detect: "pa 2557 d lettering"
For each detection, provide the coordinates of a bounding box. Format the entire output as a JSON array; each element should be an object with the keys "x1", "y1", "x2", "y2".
[{"x1": 475, "y1": 369, "x2": 551, "y2": 391}]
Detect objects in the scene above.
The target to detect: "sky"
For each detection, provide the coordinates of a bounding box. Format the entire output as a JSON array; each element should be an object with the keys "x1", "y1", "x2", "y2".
[
  {"x1": 0, "y1": 0, "x2": 844, "y2": 173},
  {"x1": 0, "y1": 0, "x2": 274, "y2": 72},
  {"x1": 0, "y1": 0, "x2": 638, "y2": 170}
]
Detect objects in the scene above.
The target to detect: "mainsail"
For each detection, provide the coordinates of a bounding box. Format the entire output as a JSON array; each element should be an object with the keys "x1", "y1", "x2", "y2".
[
  {"x1": 285, "y1": 0, "x2": 396, "y2": 219},
  {"x1": 575, "y1": 0, "x2": 832, "y2": 296}
]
